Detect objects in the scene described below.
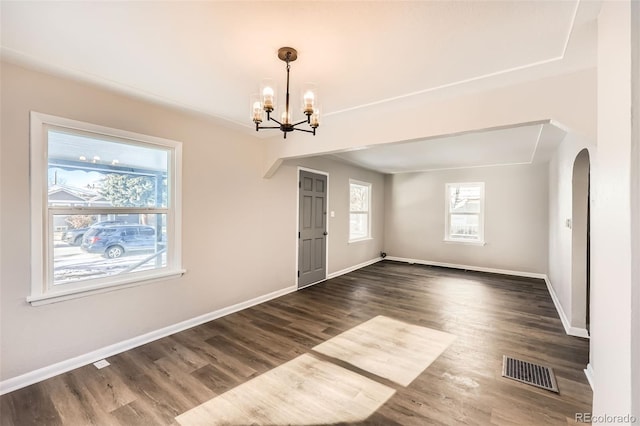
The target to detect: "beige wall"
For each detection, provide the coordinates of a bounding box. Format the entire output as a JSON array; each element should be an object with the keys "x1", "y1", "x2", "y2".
[
  {"x1": 547, "y1": 133, "x2": 594, "y2": 336},
  {"x1": 384, "y1": 164, "x2": 548, "y2": 274},
  {"x1": 590, "y1": 0, "x2": 634, "y2": 416},
  {"x1": 0, "y1": 62, "x2": 383, "y2": 382}
]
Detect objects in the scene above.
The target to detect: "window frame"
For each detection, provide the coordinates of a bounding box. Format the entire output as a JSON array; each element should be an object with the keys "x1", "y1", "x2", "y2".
[
  {"x1": 444, "y1": 182, "x2": 485, "y2": 245},
  {"x1": 29, "y1": 112, "x2": 184, "y2": 306},
  {"x1": 349, "y1": 179, "x2": 372, "y2": 242}
]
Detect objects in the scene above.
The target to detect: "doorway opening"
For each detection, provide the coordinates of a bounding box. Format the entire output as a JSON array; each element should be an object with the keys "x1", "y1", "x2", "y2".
[{"x1": 571, "y1": 149, "x2": 591, "y2": 335}]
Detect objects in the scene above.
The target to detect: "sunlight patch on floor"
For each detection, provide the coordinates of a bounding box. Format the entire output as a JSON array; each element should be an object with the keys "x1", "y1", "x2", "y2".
[
  {"x1": 176, "y1": 315, "x2": 456, "y2": 425},
  {"x1": 175, "y1": 353, "x2": 395, "y2": 426},
  {"x1": 314, "y1": 315, "x2": 457, "y2": 386}
]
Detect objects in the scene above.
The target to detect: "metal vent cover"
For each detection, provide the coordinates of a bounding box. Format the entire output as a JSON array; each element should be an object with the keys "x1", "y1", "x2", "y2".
[{"x1": 502, "y1": 355, "x2": 559, "y2": 393}]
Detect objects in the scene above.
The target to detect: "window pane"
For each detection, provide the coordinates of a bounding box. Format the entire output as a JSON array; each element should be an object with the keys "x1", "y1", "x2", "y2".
[
  {"x1": 350, "y1": 213, "x2": 369, "y2": 240},
  {"x1": 449, "y1": 185, "x2": 481, "y2": 213},
  {"x1": 53, "y1": 214, "x2": 167, "y2": 285},
  {"x1": 350, "y1": 184, "x2": 369, "y2": 212},
  {"x1": 48, "y1": 129, "x2": 168, "y2": 208},
  {"x1": 449, "y1": 214, "x2": 479, "y2": 239}
]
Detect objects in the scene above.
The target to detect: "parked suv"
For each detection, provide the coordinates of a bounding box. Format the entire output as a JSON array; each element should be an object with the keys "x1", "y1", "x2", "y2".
[
  {"x1": 62, "y1": 220, "x2": 126, "y2": 246},
  {"x1": 80, "y1": 225, "x2": 158, "y2": 258}
]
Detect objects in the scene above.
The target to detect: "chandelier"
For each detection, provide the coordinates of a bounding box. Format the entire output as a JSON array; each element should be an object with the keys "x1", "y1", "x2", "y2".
[{"x1": 251, "y1": 47, "x2": 319, "y2": 139}]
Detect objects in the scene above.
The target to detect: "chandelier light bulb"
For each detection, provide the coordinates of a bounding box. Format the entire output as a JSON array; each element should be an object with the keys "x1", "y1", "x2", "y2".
[
  {"x1": 310, "y1": 108, "x2": 320, "y2": 128},
  {"x1": 262, "y1": 86, "x2": 274, "y2": 112},
  {"x1": 253, "y1": 103, "x2": 263, "y2": 123},
  {"x1": 250, "y1": 94, "x2": 264, "y2": 123},
  {"x1": 303, "y1": 90, "x2": 315, "y2": 112}
]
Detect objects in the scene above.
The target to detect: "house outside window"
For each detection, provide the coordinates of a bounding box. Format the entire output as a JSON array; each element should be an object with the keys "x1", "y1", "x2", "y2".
[
  {"x1": 29, "y1": 112, "x2": 183, "y2": 305},
  {"x1": 349, "y1": 180, "x2": 371, "y2": 242},
  {"x1": 445, "y1": 182, "x2": 485, "y2": 244}
]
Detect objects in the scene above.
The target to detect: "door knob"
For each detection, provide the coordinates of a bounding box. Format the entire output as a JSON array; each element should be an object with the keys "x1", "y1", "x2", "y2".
[{"x1": 323, "y1": 231, "x2": 328, "y2": 236}]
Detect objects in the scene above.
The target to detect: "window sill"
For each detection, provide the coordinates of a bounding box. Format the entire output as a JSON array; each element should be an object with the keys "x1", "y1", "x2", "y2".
[
  {"x1": 348, "y1": 237, "x2": 374, "y2": 244},
  {"x1": 27, "y1": 269, "x2": 186, "y2": 306},
  {"x1": 443, "y1": 239, "x2": 486, "y2": 246}
]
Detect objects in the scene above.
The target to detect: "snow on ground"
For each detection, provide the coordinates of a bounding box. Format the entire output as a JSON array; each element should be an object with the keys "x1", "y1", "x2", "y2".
[{"x1": 53, "y1": 244, "x2": 165, "y2": 284}]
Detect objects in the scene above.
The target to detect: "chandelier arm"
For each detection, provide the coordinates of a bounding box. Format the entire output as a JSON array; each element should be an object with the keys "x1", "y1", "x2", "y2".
[
  {"x1": 292, "y1": 119, "x2": 309, "y2": 127},
  {"x1": 269, "y1": 117, "x2": 283, "y2": 126},
  {"x1": 258, "y1": 126, "x2": 281, "y2": 129},
  {"x1": 293, "y1": 128, "x2": 315, "y2": 134}
]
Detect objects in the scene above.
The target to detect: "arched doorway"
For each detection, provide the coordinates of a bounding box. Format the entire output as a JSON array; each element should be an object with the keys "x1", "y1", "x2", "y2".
[{"x1": 571, "y1": 149, "x2": 590, "y2": 334}]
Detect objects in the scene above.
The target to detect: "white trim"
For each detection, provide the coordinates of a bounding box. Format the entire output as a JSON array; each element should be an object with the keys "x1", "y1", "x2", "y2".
[
  {"x1": 385, "y1": 256, "x2": 547, "y2": 279},
  {"x1": 348, "y1": 237, "x2": 374, "y2": 244},
  {"x1": 385, "y1": 257, "x2": 590, "y2": 338},
  {"x1": 29, "y1": 111, "x2": 183, "y2": 301},
  {"x1": 27, "y1": 269, "x2": 186, "y2": 306},
  {"x1": 297, "y1": 279, "x2": 326, "y2": 290},
  {"x1": 543, "y1": 275, "x2": 571, "y2": 334},
  {"x1": 327, "y1": 257, "x2": 382, "y2": 279},
  {"x1": 0, "y1": 284, "x2": 296, "y2": 395},
  {"x1": 300, "y1": 257, "x2": 382, "y2": 288},
  {"x1": 584, "y1": 363, "x2": 594, "y2": 390},
  {"x1": 296, "y1": 167, "x2": 330, "y2": 288},
  {"x1": 543, "y1": 276, "x2": 590, "y2": 338},
  {"x1": 444, "y1": 182, "x2": 485, "y2": 245},
  {"x1": 442, "y1": 239, "x2": 487, "y2": 246},
  {"x1": 348, "y1": 179, "x2": 372, "y2": 242}
]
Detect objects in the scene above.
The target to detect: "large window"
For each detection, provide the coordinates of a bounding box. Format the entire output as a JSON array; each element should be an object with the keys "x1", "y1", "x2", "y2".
[
  {"x1": 349, "y1": 180, "x2": 371, "y2": 242},
  {"x1": 445, "y1": 182, "x2": 485, "y2": 244},
  {"x1": 29, "y1": 112, "x2": 183, "y2": 305}
]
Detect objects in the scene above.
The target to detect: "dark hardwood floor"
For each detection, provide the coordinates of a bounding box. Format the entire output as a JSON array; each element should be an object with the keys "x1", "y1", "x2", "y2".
[{"x1": 0, "y1": 261, "x2": 592, "y2": 425}]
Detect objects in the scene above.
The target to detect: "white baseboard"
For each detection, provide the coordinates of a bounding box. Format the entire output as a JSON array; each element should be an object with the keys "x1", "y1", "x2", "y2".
[
  {"x1": 584, "y1": 363, "x2": 594, "y2": 390},
  {"x1": 327, "y1": 257, "x2": 382, "y2": 279},
  {"x1": 542, "y1": 276, "x2": 590, "y2": 339},
  {"x1": 385, "y1": 257, "x2": 590, "y2": 339},
  {"x1": 384, "y1": 256, "x2": 547, "y2": 280},
  {"x1": 0, "y1": 285, "x2": 297, "y2": 396}
]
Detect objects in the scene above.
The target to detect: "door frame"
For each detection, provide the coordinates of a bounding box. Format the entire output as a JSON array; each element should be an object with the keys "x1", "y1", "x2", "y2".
[{"x1": 296, "y1": 166, "x2": 329, "y2": 289}]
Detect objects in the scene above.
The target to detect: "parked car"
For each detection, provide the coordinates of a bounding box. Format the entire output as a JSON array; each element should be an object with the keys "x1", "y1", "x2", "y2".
[
  {"x1": 61, "y1": 220, "x2": 126, "y2": 246},
  {"x1": 61, "y1": 228, "x2": 88, "y2": 246},
  {"x1": 80, "y1": 224, "x2": 158, "y2": 258}
]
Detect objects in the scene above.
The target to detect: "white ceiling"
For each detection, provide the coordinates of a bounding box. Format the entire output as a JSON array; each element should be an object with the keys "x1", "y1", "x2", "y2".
[
  {"x1": 330, "y1": 122, "x2": 567, "y2": 174},
  {"x1": 0, "y1": 1, "x2": 600, "y2": 173}
]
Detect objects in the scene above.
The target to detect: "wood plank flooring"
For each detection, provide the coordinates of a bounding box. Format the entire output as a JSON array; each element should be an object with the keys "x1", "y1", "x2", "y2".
[{"x1": 0, "y1": 261, "x2": 592, "y2": 425}]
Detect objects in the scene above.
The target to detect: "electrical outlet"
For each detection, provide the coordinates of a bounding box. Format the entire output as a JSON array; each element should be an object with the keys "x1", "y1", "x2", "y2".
[{"x1": 93, "y1": 359, "x2": 110, "y2": 369}]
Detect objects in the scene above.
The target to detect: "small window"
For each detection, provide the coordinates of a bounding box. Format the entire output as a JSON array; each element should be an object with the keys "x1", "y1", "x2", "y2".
[
  {"x1": 445, "y1": 182, "x2": 485, "y2": 244},
  {"x1": 349, "y1": 180, "x2": 372, "y2": 242},
  {"x1": 29, "y1": 112, "x2": 183, "y2": 305}
]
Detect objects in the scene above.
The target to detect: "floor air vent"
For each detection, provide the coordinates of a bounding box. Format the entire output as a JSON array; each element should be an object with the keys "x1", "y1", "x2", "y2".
[{"x1": 502, "y1": 355, "x2": 559, "y2": 393}]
